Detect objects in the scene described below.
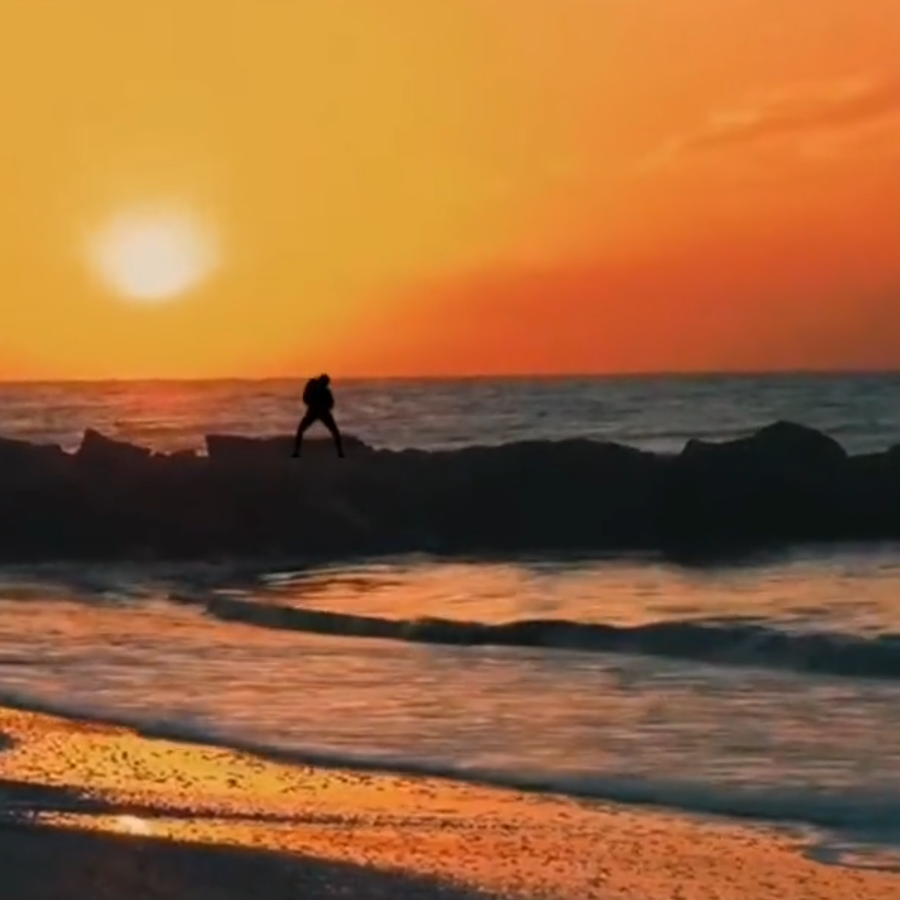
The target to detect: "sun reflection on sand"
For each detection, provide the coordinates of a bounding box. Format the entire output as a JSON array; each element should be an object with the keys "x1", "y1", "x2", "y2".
[{"x1": 115, "y1": 814, "x2": 154, "y2": 836}]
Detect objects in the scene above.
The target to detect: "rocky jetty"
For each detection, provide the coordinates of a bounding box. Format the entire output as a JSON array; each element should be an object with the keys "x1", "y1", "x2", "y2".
[{"x1": 1, "y1": 421, "x2": 899, "y2": 562}]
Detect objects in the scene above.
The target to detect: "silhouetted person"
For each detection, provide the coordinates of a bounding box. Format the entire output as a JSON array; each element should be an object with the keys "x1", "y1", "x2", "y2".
[{"x1": 292, "y1": 373, "x2": 345, "y2": 458}]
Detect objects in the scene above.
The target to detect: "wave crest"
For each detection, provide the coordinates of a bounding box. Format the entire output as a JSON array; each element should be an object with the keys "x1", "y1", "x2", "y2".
[{"x1": 181, "y1": 593, "x2": 900, "y2": 681}]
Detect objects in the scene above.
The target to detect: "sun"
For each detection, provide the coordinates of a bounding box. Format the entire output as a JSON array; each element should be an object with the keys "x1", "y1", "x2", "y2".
[{"x1": 88, "y1": 209, "x2": 219, "y2": 304}]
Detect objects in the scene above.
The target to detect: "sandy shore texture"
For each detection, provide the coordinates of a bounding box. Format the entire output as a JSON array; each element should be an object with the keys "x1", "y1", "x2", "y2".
[{"x1": 1, "y1": 706, "x2": 898, "y2": 900}]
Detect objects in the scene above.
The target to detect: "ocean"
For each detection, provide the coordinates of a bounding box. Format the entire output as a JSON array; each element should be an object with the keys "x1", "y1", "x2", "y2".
[{"x1": 2, "y1": 374, "x2": 900, "y2": 852}]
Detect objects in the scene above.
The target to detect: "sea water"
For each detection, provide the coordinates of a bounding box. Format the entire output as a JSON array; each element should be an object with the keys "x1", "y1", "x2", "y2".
[{"x1": 1, "y1": 375, "x2": 900, "y2": 851}]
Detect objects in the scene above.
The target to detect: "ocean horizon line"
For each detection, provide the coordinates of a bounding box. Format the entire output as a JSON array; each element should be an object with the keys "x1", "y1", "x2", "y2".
[{"x1": 3, "y1": 368, "x2": 900, "y2": 387}]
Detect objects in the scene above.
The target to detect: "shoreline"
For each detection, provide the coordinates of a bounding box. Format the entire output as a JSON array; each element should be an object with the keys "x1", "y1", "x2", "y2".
[{"x1": 2, "y1": 706, "x2": 899, "y2": 899}]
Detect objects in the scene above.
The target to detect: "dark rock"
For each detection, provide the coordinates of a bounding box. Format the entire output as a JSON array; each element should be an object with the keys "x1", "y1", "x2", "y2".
[
  {"x1": 680, "y1": 420, "x2": 846, "y2": 473},
  {"x1": 0, "y1": 435, "x2": 66, "y2": 464},
  {"x1": 76, "y1": 429, "x2": 152, "y2": 467},
  {"x1": 0, "y1": 435, "x2": 68, "y2": 479},
  {"x1": 660, "y1": 420, "x2": 855, "y2": 545},
  {"x1": 0, "y1": 438, "x2": 71, "y2": 507},
  {"x1": 1, "y1": 421, "x2": 900, "y2": 563},
  {"x1": 205, "y1": 433, "x2": 371, "y2": 463}
]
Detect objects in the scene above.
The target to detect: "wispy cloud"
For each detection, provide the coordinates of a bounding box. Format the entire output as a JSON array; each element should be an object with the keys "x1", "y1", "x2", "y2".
[{"x1": 642, "y1": 76, "x2": 900, "y2": 170}]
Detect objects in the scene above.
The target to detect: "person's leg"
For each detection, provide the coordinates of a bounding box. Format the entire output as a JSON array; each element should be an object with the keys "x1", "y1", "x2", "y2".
[
  {"x1": 292, "y1": 411, "x2": 318, "y2": 457},
  {"x1": 320, "y1": 412, "x2": 345, "y2": 457}
]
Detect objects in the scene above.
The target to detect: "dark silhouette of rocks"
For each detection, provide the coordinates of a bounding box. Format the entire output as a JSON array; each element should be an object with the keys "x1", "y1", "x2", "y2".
[
  {"x1": 206, "y1": 433, "x2": 370, "y2": 464},
  {"x1": 2, "y1": 420, "x2": 900, "y2": 562},
  {"x1": 76, "y1": 428, "x2": 153, "y2": 467}
]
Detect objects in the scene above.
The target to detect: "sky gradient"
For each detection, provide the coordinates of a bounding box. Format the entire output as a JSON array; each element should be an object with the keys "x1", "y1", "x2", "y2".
[{"x1": 1, "y1": 1, "x2": 899, "y2": 379}]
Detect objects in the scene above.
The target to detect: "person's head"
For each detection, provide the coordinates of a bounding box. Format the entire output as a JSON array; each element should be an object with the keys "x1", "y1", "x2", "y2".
[{"x1": 319, "y1": 373, "x2": 331, "y2": 386}]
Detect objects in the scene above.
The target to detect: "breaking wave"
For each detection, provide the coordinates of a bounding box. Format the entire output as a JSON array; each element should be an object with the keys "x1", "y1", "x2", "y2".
[{"x1": 184, "y1": 593, "x2": 900, "y2": 682}]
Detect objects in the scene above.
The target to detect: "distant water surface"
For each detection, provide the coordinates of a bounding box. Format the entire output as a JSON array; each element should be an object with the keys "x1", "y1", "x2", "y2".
[{"x1": 0, "y1": 373, "x2": 899, "y2": 453}]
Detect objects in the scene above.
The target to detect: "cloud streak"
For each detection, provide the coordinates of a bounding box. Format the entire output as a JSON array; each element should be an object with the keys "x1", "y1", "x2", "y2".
[{"x1": 644, "y1": 76, "x2": 900, "y2": 168}]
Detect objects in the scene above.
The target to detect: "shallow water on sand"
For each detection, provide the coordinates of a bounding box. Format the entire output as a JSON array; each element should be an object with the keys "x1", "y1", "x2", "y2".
[{"x1": 1, "y1": 546, "x2": 900, "y2": 846}]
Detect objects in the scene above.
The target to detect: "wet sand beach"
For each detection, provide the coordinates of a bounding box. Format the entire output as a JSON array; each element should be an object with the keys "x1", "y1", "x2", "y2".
[{"x1": 2, "y1": 706, "x2": 898, "y2": 900}]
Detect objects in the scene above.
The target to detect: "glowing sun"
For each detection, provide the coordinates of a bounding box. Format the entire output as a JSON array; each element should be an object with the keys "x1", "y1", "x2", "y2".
[{"x1": 89, "y1": 210, "x2": 219, "y2": 303}]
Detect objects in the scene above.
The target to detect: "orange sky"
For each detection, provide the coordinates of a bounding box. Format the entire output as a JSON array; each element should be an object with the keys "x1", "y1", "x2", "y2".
[{"x1": 1, "y1": 0, "x2": 899, "y2": 379}]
